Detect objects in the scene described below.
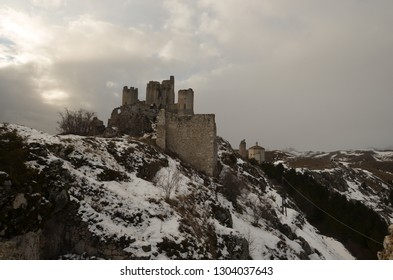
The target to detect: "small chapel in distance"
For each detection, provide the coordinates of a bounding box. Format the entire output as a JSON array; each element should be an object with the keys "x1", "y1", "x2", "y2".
[{"x1": 238, "y1": 139, "x2": 265, "y2": 164}]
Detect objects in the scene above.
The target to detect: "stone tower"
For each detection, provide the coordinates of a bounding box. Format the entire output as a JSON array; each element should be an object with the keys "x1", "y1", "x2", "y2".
[
  {"x1": 146, "y1": 81, "x2": 161, "y2": 106},
  {"x1": 178, "y1": 89, "x2": 194, "y2": 116},
  {"x1": 162, "y1": 75, "x2": 175, "y2": 105},
  {"x1": 122, "y1": 86, "x2": 138, "y2": 106},
  {"x1": 146, "y1": 76, "x2": 175, "y2": 108},
  {"x1": 239, "y1": 139, "x2": 247, "y2": 159}
]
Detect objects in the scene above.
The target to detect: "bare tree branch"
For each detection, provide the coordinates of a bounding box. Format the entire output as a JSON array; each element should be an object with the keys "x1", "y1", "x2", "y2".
[
  {"x1": 57, "y1": 108, "x2": 97, "y2": 135},
  {"x1": 154, "y1": 168, "x2": 181, "y2": 201}
]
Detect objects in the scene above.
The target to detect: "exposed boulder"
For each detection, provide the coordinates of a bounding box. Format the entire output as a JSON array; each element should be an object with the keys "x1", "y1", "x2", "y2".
[{"x1": 378, "y1": 224, "x2": 393, "y2": 260}]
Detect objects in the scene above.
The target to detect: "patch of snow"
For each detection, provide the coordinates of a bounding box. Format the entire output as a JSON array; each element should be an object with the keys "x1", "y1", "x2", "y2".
[
  {"x1": 313, "y1": 152, "x2": 330, "y2": 158},
  {"x1": 296, "y1": 221, "x2": 354, "y2": 260},
  {"x1": 373, "y1": 150, "x2": 393, "y2": 161}
]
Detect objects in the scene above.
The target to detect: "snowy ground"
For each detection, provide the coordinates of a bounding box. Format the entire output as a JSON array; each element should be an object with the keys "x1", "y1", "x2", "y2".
[{"x1": 1, "y1": 123, "x2": 357, "y2": 259}]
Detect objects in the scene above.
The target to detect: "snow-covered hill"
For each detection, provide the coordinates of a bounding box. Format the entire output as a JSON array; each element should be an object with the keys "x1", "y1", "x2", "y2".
[
  {"x1": 268, "y1": 149, "x2": 393, "y2": 224},
  {"x1": 0, "y1": 123, "x2": 358, "y2": 259}
]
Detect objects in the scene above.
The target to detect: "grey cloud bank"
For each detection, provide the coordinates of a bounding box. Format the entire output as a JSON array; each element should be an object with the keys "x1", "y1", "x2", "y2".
[{"x1": 0, "y1": 0, "x2": 392, "y2": 151}]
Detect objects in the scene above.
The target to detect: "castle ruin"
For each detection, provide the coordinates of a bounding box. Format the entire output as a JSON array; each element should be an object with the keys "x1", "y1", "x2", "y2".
[
  {"x1": 107, "y1": 76, "x2": 217, "y2": 177},
  {"x1": 122, "y1": 86, "x2": 138, "y2": 106}
]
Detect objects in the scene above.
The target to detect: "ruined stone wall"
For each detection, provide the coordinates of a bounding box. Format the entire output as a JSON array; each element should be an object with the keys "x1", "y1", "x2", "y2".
[
  {"x1": 107, "y1": 103, "x2": 157, "y2": 137},
  {"x1": 157, "y1": 110, "x2": 217, "y2": 177},
  {"x1": 0, "y1": 230, "x2": 41, "y2": 259},
  {"x1": 156, "y1": 110, "x2": 167, "y2": 151}
]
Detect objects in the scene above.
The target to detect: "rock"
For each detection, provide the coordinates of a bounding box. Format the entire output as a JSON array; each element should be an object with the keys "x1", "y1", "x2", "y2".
[
  {"x1": 220, "y1": 234, "x2": 249, "y2": 260},
  {"x1": 12, "y1": 193, "x2": 27, "y2": 209},
  {"x1": 211, "y1": 203, "x2": 233, "y2": 228},
  {"x1": 0, "y1": 230, "x2": 42, "y2": 259},
  {"x1": 52, "y1": 189, "x2": 69, "y2": 213},
  {"x1": 277, "y1": 223, "x2": 296, "y2": 240},
  {"x1": 142, "y1": 245, "x2": 152, "y2": 252},
  {"x1": 378, "y1": 224, "x2": 393, "y2": 260},
  {"x1": 297, "y1": 236, "x2": 312, "y2": 256}
]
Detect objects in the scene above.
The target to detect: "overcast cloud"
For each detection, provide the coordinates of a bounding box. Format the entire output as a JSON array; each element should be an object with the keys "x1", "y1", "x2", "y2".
[{"x1": 1, "y1": 0, "x2": 392, "y2": 151}]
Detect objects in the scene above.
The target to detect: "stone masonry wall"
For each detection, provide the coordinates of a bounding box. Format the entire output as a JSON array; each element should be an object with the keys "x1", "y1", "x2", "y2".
[
  {"x1": 122, "y1": 86, "x2": 138, "y2": 106},
  {"x1": 178, "y1": 89, "x2": 194, "y2": 116},
  {"x1": 146, "y1": 76, "x2": 175, "y2": 108},
  {"x1": 157, "y1": 110, "x2": 217, "y2": 177}
]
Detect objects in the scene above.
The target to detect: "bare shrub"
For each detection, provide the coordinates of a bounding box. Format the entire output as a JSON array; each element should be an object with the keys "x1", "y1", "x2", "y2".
[
  {"x1": 155, "y1": 168, "x2": 182, "y2": 201},
  {"x1": 57, "y1": 108, "x2": 96, "y2": 135},
  {"x1": 250, "y1": 197, "x2": 262, "y2": 226},
  {"x1": 250, "y1": 196, "x2": 274, "y2": 226}
]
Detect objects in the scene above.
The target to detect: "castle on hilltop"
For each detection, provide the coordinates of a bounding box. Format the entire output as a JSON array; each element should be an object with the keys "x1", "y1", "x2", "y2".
[
  {"x1": 120, "y1": 76, "x2": 194, "y2": 116},
  {"x1": 107, "y1": 76, "x2": 217, "y2": 177}
]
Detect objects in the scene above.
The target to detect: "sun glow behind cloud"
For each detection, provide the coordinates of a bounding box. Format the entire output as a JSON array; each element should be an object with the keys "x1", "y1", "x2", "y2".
[
  {"x1": 0, "y1": 8, "x2": 52, "y2": 66},
  {"x1": 41, "y1": 89, "x2": 69, "y2": 104}
]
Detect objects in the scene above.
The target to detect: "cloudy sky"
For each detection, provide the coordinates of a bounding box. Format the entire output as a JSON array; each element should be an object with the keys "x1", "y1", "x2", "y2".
[{"x1": 1, "y1": 0, "x2": 392, "y2": 151}]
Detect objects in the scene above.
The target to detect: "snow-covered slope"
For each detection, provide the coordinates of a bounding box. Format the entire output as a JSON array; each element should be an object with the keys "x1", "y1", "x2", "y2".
[
  {"x1": 271, "y1": 149, "x2": 393, "y2": 224},
  {"x1": 0, "y1": 123, "x2": 354, "y2": 259}
]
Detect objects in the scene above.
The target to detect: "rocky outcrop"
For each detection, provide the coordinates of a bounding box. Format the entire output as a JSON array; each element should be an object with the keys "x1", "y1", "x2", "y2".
[
  {"x1": 0, "y1": 200, "x2": 138, "y2": 260},
  {"x1": 0, "y1": 230, "x2": 41, "y2": 259},
  {"x1": 312, "y1": 170, "x2": 349, "y2": 192},
  {"x1": 378, "y1": 224, "x2": 393, "y2": 260},
  {"x1": 40, "y1": 201, "x2": 136, "y2": 259}
]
